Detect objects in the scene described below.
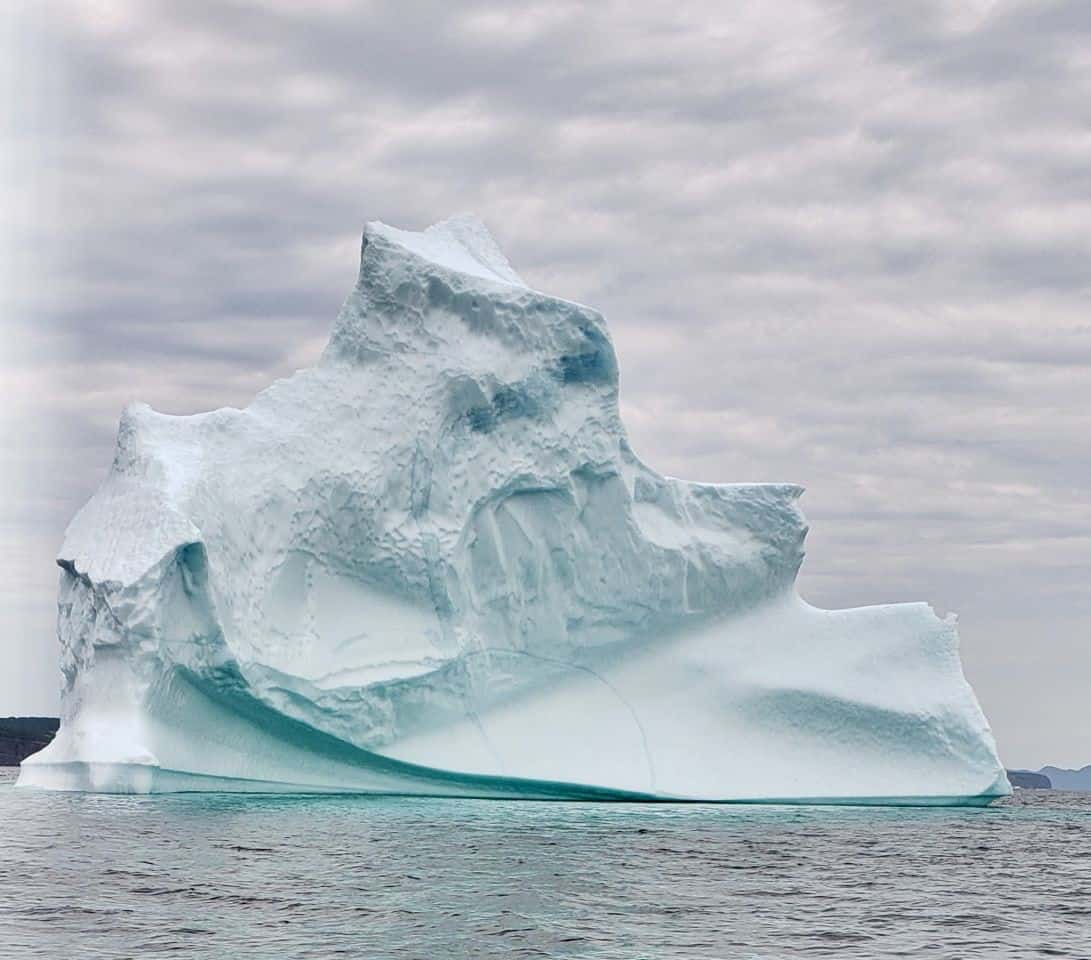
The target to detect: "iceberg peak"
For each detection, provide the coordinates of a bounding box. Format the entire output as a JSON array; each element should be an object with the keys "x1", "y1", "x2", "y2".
[{"x1": 364, "y1": 214, "x2": 525, "y2": 289}]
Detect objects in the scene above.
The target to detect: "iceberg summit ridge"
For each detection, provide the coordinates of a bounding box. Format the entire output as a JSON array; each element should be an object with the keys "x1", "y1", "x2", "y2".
[{"x1": 20, "y1": 215, "x2": 1008, "y2": 803}]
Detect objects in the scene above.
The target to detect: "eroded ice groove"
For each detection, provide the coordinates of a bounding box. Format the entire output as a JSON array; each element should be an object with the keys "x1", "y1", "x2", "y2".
[{"x1": 20, "y1": 216, "x2": 1009, "y2": 803}]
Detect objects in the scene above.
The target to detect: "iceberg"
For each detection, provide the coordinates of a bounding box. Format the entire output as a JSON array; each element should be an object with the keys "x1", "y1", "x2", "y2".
[{"x1": 20, "y1": 216, "x2": 1008, "y2": 803}]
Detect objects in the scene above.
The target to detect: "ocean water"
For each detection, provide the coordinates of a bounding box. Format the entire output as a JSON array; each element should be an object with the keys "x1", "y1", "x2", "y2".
[{"x1": 1, "y1": 768, "x2": 1088, "y2": 959}]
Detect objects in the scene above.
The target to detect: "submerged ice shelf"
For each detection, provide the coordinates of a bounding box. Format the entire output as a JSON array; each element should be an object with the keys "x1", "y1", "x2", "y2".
[{"x1": 20, "y1": 215, "x2": 1008, "y2": 803}]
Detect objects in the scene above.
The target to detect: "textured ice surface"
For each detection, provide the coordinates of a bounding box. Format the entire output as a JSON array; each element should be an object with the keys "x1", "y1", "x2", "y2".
[{"x1": 20, "y1": 216, "x2": 1008, "y2": 803}]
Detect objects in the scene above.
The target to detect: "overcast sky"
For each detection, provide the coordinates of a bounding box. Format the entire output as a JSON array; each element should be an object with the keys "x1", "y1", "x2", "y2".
[{"x1": 2, "y1": 0, "x2": 1088, "y2": 768}]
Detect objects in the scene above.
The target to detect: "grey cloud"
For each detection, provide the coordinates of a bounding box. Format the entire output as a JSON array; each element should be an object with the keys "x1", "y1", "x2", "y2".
[{"x1": 3, "y1": 0, "x2": 1089, "y2": 767}]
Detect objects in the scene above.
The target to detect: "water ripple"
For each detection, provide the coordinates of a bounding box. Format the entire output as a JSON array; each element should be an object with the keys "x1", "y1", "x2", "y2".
[{"x1": 1, "y1": 769, "x2": 1089, "y2": 958}]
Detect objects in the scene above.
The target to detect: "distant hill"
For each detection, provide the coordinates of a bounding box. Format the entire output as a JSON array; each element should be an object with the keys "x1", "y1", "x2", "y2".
[
  {"x1": 0, "y1": 717, "x2": 59, "y2": 766},
  {"x1": 1039, "y1": 765, "x2": 1091, "y2": 792},
  {"x1": 1006, "y1": 769, "x2": 1052, "y2": 789}
]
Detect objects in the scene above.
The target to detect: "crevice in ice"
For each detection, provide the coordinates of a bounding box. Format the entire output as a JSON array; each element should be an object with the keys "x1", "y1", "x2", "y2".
[
  {"x1": 466, "y1": 708, "x2": 507, "y2": 775},
  {"x1": 460, "y1": 646, "x2": 659, "y2": 793}
]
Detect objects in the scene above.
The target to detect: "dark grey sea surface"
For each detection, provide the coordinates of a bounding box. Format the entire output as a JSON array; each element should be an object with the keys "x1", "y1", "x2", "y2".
[{"x1": 1, "y1": 767, "x2": 1088, "y2": 959}]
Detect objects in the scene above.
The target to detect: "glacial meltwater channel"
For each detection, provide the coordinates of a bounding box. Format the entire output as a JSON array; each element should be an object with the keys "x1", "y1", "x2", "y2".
[{"x1": 1, "y1": 769, "x2": 1088, "y2": 959}]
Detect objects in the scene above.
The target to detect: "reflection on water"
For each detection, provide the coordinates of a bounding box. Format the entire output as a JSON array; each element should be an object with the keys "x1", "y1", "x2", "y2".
[{"x1": 1, "y1": 768, "x2": 1088, "y2": 959}]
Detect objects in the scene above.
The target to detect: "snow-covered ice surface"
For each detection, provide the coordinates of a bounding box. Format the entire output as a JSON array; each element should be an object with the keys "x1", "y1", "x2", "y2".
[{"x1": 20, "y1": 216, "x2": 1008, "y2": 803}]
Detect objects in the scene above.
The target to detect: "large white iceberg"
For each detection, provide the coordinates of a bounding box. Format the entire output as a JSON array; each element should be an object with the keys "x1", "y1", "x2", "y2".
[{"x1": 20, "y1": 216, "x2": 1008, "y2": 803}]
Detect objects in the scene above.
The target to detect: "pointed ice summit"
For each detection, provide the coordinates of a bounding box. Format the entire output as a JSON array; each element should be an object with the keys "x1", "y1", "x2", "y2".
[{"x1": 21, "y1": 216, "x2": 1008, "y2": 803}]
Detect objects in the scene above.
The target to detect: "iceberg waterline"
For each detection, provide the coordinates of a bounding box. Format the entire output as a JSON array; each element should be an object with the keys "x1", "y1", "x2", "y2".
[{"x1": 20, "y1": 215, "x2": 1008, "y2": 803}]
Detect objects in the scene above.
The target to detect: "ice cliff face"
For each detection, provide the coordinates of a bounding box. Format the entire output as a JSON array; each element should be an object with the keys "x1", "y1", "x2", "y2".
[{"x1": 20, "y1": 216, "x2": 1008, "y2": 802}]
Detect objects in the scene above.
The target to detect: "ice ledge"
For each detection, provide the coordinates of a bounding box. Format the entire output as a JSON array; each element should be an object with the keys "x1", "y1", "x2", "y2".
[{"x1": 17, "y1": 759, "x2": 1009, "y2": 806}]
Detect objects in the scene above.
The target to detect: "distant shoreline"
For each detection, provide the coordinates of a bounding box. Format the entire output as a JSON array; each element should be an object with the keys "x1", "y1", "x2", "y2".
[{"x1": 0, "y1": 717, "x2": 58, "y2": 767}]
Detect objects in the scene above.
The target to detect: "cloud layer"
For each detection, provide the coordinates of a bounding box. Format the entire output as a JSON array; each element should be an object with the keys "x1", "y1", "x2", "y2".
[{"x1": 3, "y1": 0, "x2": 1089, "y2": 766}]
